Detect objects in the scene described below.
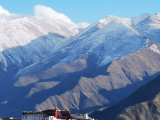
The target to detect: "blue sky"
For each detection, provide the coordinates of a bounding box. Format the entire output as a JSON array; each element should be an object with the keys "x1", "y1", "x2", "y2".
[{"x1": 0, "y1": 0, "x2": 160, "y2": 23}]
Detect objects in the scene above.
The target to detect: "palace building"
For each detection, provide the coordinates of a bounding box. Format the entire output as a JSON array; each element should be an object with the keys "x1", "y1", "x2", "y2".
[{"x1": 22, "y1": 108, "x2": 94, "y2": 120}]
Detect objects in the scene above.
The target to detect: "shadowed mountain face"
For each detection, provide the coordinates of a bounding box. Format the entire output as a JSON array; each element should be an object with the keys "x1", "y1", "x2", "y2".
[
  {"x1": 0, "y1": 13, "x2": 160, "y2": 117},
  {"x1": 1, "y1": 44, "x2": 160, "y2": 117},
  {"x1": 90, "y1": 72, "x2": 160, "y2": 120}
]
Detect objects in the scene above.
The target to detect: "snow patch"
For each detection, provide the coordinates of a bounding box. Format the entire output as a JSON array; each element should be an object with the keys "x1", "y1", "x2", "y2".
[
  {"x1": 0, "y1": 53, "x2": 7, "y2": 71},
  {"x1": 98, "y1": 18, "x2": 112, "y2": 28},
  {"x1": 120, "y1": 57, "x2": 125, "y2": 60},
  {"x1": 1, "y1": 100, "x2": 7, "y2": 104},
  {"x1": 150, "y1": 44, "x2": 160, "y2": 54}
]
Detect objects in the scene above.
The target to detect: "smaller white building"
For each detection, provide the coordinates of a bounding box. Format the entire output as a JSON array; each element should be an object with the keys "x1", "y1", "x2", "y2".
[{"x1": 71, "y1": 113, "x2": 94, "y2": 120}]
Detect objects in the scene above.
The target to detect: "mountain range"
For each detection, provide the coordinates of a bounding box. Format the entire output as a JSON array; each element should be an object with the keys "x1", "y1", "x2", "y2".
[{"x1": 0, "y1": 6, "x2": 160, "y2": 118}]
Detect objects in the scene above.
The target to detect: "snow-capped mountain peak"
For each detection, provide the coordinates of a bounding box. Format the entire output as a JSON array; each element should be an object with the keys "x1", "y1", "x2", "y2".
[
  {"x1": 0, "y1": 16, "x2": 76, "y2": 52},
  {"x1": 150, "y1": 13, "x2": 160, "y2": 22},
  {"x1": 98, "y1": 15, "x2": 131, "y2": 28}
]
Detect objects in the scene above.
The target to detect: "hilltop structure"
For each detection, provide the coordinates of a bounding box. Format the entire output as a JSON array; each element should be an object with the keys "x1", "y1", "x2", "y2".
[{"x1": 22, "y1": 108, "x2": 94, "y2": 120}]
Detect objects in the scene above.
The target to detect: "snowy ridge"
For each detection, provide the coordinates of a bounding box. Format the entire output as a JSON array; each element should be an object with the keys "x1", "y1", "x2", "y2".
[
  {"x1": 55, "y1": 16, "x2": 148, "y2": 67},
  {"x1": 0, "y1": 17, "x2": 77, "y2": 52},
  {"x1": 98, "y1": 15, "x2": 132, "y2": 28},
  {"x1": 0, "y1": 16, "x2": 75, "y2": 72},
  {"x1": 53, "y1": 12, "x2": 160, "y2": 67}
]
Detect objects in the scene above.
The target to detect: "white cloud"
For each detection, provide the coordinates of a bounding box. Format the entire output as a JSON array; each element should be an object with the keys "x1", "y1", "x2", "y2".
[
  {"x1": 34, "y1": 5, "x2": 79, "y2": 32},
  {"x1": 0, "y1": 6, "x2": 27, "y2": 22},
  {"x1": 34, "y1": 5, "x2": 90, "y2": 31},
  {"x1": 0, "y1": 6, "x2": 10, "y2": 15},
  {"x1": 77, "y1": 22, "x2": 90, "y2": 29},
  {"x1": 34, "y1": 5, "x2": 74, "y2": 25}
]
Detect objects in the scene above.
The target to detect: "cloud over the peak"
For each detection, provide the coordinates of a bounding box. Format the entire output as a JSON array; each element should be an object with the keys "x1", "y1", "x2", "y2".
[
  {"x1": 0, "y1": 6, "x2": 27, "y2": 22},
  {"x1": 34, "y1": 5, "x2": 90, "y2": 31},
  {"x1": 77, "y1": 22, "x2": 90, "y2": 29},
  {"x1": 34, "y1": 5, "x2": 73, "y2": 24},
  {"x1": 0, "y1": 6, "x2": 10, "y2": 15}
]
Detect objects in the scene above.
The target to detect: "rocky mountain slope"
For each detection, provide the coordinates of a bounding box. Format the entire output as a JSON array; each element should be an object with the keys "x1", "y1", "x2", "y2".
[
  {"x1": 1, "y1": 43, "x2": 160, "y2": 117},
  {"x1": 0, "y1": 9, "x2": 160, "y2": 117},
  {"x1": 90, "y1": 69, "x2": 160, "y2": 120}
]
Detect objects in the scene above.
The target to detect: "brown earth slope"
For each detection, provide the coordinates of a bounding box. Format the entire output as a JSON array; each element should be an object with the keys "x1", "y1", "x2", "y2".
[{"x1": 90, "y1": 63, "x2": 160, "y2": 120}]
